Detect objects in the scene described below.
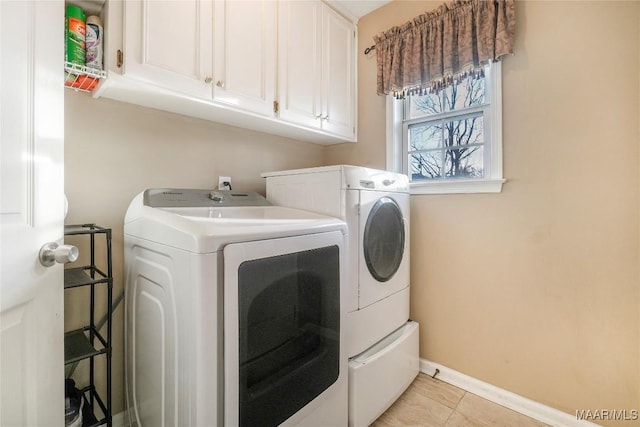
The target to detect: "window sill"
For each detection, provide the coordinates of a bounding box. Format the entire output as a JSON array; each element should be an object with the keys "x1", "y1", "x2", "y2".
[{"x1": 410, "y1": 178, "x2": 505, "y2": 195}]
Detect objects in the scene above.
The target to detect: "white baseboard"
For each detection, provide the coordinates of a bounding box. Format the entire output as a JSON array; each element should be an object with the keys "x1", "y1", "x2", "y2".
[{"x1": 420, "y1": 359, "x2": 601, "y2": 427}]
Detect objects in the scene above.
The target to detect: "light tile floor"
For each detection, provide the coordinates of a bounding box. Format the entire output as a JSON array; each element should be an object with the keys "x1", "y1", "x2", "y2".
[{"x1": 371, "y1": 373, "x2": 550, "y2": 427}]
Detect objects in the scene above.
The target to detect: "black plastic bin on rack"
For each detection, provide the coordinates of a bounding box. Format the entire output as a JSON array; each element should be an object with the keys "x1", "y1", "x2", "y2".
[{"x1": 64, "y1": 224, "x2": 112, "y2": 427}]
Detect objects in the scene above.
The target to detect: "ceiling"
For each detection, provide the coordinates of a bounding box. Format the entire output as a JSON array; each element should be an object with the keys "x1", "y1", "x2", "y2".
[{"x1": 326, "y1": 0, "x2": 392, "y2": 21}]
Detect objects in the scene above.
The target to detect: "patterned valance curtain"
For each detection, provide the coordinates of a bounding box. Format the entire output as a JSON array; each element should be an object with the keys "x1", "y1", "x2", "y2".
[{"x1": 374, "y1": 0, "x2": 516, "y2": 96}]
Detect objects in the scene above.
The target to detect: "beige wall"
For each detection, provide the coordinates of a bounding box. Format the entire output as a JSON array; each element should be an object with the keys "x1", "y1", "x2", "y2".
[
  {"x1": 328, "y1": 0, "x2": 640, "y2": 424},
  {"x1": 64, "y1": 92, "x2": 325, "y2": 413}
]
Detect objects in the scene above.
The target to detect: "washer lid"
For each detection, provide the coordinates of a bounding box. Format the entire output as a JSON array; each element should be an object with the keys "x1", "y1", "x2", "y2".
[{"x1": 125, "y1": 191, "x2": 347, "y2": 253}]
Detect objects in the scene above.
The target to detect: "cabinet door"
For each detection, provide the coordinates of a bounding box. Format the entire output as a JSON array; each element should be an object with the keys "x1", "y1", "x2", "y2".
[
  {"x1": 123, "y1": 0, "x2": 213, "y2": 99},
  {"x1": 213, "y1": 0, "x2": 277, "y2": 117},
  {"x1": 322, "y1": 5, "x2": 356, "y2": 139},
  {"x1": 277, "y1": 0, "x2": 323, "y2": 129}
]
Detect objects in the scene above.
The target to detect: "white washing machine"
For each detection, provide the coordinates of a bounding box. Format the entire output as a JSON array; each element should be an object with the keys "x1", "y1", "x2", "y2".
[
  {"x1": 262, "y1": 165, "x2": 419, "y2": 426},
  {"x1": 124, "y1": 189, "x2": 348, "y2": 427}
]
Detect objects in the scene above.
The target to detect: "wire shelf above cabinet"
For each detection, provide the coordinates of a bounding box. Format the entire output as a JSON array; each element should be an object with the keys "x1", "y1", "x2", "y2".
[{"x1": 64, "y1": 61, "x2": 106, "y2": 93}]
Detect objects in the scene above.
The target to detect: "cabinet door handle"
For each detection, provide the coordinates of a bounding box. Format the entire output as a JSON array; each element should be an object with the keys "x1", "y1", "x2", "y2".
[
  {"x1": 216, "y1": 80, "x2": 225, "y2": 88},
  {"x1": 204, "y1": 77, "x2": 213, "y2": 84}
]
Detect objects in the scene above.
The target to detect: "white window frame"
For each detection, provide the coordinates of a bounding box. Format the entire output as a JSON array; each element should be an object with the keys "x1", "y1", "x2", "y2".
[{"x1": 386, "y1": 61, "x2": 505, "y2": 195}]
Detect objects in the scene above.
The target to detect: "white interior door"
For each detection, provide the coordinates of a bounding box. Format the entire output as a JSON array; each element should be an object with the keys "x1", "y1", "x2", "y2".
[{"x1": 1, "y1": 1, "x2": 65, "y2": 425}]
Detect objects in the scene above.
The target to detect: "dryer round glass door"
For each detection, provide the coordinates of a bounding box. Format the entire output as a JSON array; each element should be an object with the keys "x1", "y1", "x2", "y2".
[{"x1": 363, "y1": 197, "x2": 405, "y2": 282}]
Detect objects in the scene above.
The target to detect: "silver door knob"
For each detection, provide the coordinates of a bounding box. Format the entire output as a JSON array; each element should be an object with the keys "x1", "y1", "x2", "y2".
[
  {"x1": 216, "y1": 80, "x2": 225, "y2": 88},
  {"x1": 204, "y1": 76, "x2": 213, "y2": 84},
  {"x1": 39, "y1": 242, "x2": 79, "y2": 267}
]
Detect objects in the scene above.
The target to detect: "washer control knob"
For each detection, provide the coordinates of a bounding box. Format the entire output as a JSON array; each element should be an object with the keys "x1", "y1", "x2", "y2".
[{"x1": 209, "y1": 191, "x2": 224, "y2": 202}]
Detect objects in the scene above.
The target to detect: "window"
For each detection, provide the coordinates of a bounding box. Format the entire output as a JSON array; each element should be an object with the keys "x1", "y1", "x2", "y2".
[{"x1": 387, "y1": 62, "x2": 504, "y2": 194}]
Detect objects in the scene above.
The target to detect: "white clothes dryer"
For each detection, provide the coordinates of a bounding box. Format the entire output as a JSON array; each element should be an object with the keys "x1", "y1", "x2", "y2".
[
  {"x1": 262, "y1": 166, "x2": 419, "y2": 426},
  {"x1": 124, "y1": 189, "x2": 348, "y2": 427}
]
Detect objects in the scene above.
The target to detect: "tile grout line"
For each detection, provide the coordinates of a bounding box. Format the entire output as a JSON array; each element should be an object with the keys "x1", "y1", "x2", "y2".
[{"x1": 441, "y1": 387, "x2": 467, "y2": 426}]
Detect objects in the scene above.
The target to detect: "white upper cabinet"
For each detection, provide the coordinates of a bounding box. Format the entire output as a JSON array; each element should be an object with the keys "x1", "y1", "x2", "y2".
[
  {"x1": 98, "y1": 0, "x2": 356, "y2": 144},
  {"x1": 213, "y1": 0, "x2": 277, "y2": 117},
  {"x1": 123, "y1": 0, "x2": 213, "y2": 99},
  {"x1": 322, "y1": 6, "x2": 355, "y2": 139},
  {"x1": 278, "y1": 1, "x2": 355, "y2": 140},
  {"x1": 278, "y1": 1, "x2": 323, "y2": 129}
]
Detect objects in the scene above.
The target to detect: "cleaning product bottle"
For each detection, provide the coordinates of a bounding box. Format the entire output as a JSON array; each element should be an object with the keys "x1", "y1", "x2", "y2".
[
  {"x1": 85, "y1": 15, "x2": 103, "y2": 71},
  {"x1": 65, "y1": 4, "x2": 86, "y2": 67}
]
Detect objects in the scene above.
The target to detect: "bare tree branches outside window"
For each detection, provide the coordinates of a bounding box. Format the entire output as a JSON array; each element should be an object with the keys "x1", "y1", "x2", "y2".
[{"x1": 407, "y1": 74, "x2": 487, "y2": 181}]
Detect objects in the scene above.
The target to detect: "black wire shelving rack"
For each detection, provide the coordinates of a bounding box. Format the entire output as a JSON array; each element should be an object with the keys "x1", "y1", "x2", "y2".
[{"x1": 64, "y1": 224, "x2": 112, "y2": 427}]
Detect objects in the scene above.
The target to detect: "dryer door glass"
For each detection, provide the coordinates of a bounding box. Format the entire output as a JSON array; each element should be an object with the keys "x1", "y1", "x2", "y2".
[
  {"x1": 363, "y1": 197, "x2": 405, "y2": 282},
  {"x1": 236, "y1": 245, "x2": 340, "y2": 427}
]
